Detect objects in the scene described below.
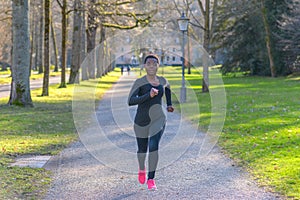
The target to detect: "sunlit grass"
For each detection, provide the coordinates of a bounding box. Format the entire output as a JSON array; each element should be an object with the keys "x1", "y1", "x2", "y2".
[
  {"x1": 161, "y1": 66, "x2": 300, "y2": 199},
  {"x1": 0, "y1": 69, "x2": 121, "y2": 199}
]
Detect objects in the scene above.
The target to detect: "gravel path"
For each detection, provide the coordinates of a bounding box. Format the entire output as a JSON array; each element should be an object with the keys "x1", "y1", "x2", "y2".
[{"x1": 44, "y1": 74, "x2": 281, "y2": 200}]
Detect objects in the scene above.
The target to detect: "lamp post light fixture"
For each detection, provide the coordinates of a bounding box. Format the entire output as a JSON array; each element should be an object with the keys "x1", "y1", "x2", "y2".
[{"x1": 177, "y1": 12, "x2": 189, "y2": 103}]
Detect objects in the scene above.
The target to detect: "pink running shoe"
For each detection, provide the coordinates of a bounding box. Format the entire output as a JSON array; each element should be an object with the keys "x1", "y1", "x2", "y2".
[
  {"x1": 138, "y1": 168, "x2": 146, "y2": 184},
  {"x1": 147, "y1": 179, "x2": 157, "y2": 190}
]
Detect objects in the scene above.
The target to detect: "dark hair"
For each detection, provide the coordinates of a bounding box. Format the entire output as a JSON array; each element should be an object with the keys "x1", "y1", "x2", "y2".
[{"x1": 144, "y1": 54, "x2": 160, "y2": 64}]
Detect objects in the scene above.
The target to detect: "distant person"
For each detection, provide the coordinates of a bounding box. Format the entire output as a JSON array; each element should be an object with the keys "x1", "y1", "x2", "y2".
[
  {"x1": 128, "y1": 54, "x2": 174, "y2": 190},
  {"x1": 121, "y1": 65, "x2": 124, "y2": 75},
  {"x1": 127, "y1": 65, "x2": 130, "y2": 75}
]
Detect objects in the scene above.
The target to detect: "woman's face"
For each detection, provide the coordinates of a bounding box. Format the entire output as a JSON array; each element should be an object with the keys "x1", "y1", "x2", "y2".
[{"x1": 144, "y1": 58, "x2": 159, "y2": 76}]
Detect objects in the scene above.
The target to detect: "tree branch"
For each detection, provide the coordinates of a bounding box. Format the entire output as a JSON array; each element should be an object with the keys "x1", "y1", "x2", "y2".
[
  {"x1": 197, "y1": 0, "x2": 205, "y2": 16},
  {"x1": 95, "y1": 0, "x2": 144, "y2": 7},
  {"x1": 102, "y1": 16, "x2": 151, "y2": 29},
  {"x1": 102, "y1": 22, "x2": 139, "y2": 29},
  {"x1": 189, "y1": 21, "x2": 205, "y2": 30},
  {"x1": 55, "y1": 0, "x2": 63, "y2": 9},
  {"x1": 188, "y1": 3, "x2": 203, "y2": 29},
  {"x1": 172, "y1": 0, "x2": 181, "y2": 15},
  {"x1": 97, "y1": 11, "x2": 150, "y2": 17}
]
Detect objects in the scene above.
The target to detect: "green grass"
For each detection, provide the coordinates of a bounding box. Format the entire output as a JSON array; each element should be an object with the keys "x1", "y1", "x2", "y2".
[
  {"x1": 220, "y1": 75, "x2": 300, "y2": 199},
  {"x1": 0, "y1": 69, "x2": 121, "y2": 199},
  {"x1": 1, "y1": 66, "x2": 299, "y2": 199},
  {"x1": 159, "y1": 66, "x2": 300, "y2": 199}
]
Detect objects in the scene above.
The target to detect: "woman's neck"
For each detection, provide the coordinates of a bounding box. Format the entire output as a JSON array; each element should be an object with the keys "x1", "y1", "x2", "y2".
[{"x1": 146, "y1": 74, "x2": 157, "y2": 81}]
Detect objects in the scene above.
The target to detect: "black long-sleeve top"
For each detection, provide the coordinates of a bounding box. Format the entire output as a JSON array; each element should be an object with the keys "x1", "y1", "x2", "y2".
[{"x1": 128, "y1": 76, "x2": 172, "y2": 126}]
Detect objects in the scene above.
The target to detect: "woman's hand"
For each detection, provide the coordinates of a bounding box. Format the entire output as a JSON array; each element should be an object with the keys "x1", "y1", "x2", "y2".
[
  {"x1": 150, "y1": 88, "x2": 159, "y2": 98},
  {"x1": 167, "y1": 106, "x2": 174, "y2": 112}
]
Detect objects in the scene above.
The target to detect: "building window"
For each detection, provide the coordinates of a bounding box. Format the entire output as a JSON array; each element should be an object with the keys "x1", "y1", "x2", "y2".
[{"x1": 172, "y1": 56, "x2": 176, "y2": 61}]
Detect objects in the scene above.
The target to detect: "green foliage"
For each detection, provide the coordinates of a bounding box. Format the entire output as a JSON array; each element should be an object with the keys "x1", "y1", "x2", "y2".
[
  {"x1": 277, "y1": 0, "x2": 300, "y2": 73},
  {"x1": 213, "y1": 0, "x2": 296, "y2": 76},
  {"x1": 213, "y1": 0, "x2": 268, "y2": 75},
  {"x1": 0, "y1": 70, "x2": 120, "y2": 199}
]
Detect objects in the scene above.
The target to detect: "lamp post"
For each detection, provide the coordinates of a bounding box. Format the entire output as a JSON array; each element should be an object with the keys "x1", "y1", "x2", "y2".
[{"x1": 177, "y1": 12, "x2": 189, "y2": 103}]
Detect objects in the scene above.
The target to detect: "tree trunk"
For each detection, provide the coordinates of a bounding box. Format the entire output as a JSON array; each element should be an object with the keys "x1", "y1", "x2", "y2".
[
  {"x1": 29, "y1": 29, "x2": 34, "y2": 75},
  {"x1": 86, "y1": 0, "x2": 98, "y2": 79},
  {"x1": 34, "y1": 18, "x2": 39, "y2": 71},
  {"x1": 96, "y1": 22, "x2": 105, "y2": 78},
  {"x1": 210, "y1": 0, "x2": 218, "y2": 59},
  {"x1": 96, "y1": 47, "x2": 102, "y2": 78},
  {"x1": 51, "y1": 16, "x2": 59, "y2": 72},
  {"x1": 80, "y1": 3, "x2": 87, "y2": 81},
  {"x1": 69, "y1": 0, "x2": 82, "y2": 84},
  {"x1": 59, "y1": 0, "x2": 67, "y2": 88},
  {"x1": 202, "y1": 0, "x2": 210, "y2": 93},
  {"x1": 42, "y1": 0, "x2": 50, "y2": 96},
  {"x1": 38, "y1": 0, "x2": 44, "y2": 74},
  {"x1": 261, "y1": 1, "x2": 276, "y2": 77},
  {"x1": 187, "y1": 31, "x2": 191, "y2": 74},
  {"x1": 29, "y1": 8, "x2": 35, "y2": 75},
  {"x1": 86, "y1": 26, "x2": 97, "y2": 79},
  {"x1": 9, "y1": 0, "x2": 33, "y2": 107}
]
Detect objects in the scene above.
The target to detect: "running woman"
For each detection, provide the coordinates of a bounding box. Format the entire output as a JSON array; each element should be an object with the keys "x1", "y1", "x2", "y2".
[{"x1": 128, "y1": 54, "x2": 174, "y2": 190}]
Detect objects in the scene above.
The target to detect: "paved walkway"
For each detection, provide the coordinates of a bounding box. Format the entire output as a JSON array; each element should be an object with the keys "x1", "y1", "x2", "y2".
[
  {"x1": 0, "y1": 76, "x2": 62, "y2": 98},
  {"x1": 44, "y1": 74, "x2": 281, "y2": 200}
]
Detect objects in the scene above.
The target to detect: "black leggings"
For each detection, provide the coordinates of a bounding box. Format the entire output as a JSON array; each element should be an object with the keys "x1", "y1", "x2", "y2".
[{"x1": 135, "y1": 125, "x2": 165, "y2": 180}]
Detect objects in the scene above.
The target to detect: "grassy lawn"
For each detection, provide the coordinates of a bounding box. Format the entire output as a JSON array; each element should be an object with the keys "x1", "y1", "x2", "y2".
[
  {"x1": 1, "y1": 66, "x2": 299, "y2": 199},
  {"x1": 221, "y1": 74, "x2": 300, "y2": 199},
  {"x1": 159, "y1": 66, "x2": 300, "y2": 199},
  {"x1": 0, "y1": 69, "x2": 121, "y2": 199}
]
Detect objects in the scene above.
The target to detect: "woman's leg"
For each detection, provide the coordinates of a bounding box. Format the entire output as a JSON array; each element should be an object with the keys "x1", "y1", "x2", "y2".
[
  {"x1": 134, "y1": 124, "x2": 149, "y2": 170},
  {"x1": 148, "y1": 125, "x2": 165, "y2": 179},
  {"x1": 136, "y1": 137, "x2": 148, "y2": 170}
]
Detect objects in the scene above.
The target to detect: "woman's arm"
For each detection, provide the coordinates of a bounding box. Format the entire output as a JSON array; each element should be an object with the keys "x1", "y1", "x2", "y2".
[
  {"x1": 164, "y1": 78, "x2": 174, "y2": 112},
  {"x1": 128, "y1": 80, "x2": 151, "y2": 106},
  {"x1": 161, "y1": 77, "x2": 172, "y2": 106},
  {"x1": 165, "y1": 87, "x2": 172, "y2": 106}
]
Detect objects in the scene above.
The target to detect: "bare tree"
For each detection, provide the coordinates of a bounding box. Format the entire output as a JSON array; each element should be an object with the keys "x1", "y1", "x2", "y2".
[
  {"x1": 29, "y1": 1, "x2": 36, "y2": 73},
  {"x1": 69, "y1": 0, "x2": 85, "y2": 84},
  {"x1": 42, "y1": 0, "x2": 51, "y2": 96},
  {"x1": 81, "y1": 7, "x2": 88, "y2": 81},
  {"x1": 51, "y1": 15, "x2": 59, "y2": 72},
  {"x1": 84, "y1": 0, "x2": 157, "y2": 79},
  {"x1": 56, "y1": 0, "x2": 70, "y2": 88},
  {"x1": 260, "y1": 0, "x2": 276, "y2": 77},
  {"x1": 9, "y1": 0, "x2": 33, "y2": 107},
  {"x1": 37, "y1": 0, "x2": 44, "y2": 74},
  {"x1": 0, "y1": 0, "x2": 12, "y2": 71},
  {"x1": 86, "y1": 0, "x2": 97, "y2": 79},
  {"x1": 96, "y1": 18, "x2": 105, "y2": 78},
  {"x1": 197, "y1": 0, "x2": 211, "y2": 92},
  {"x1": 172, "y1": 0, "x2": 212, "y2": 92}
]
